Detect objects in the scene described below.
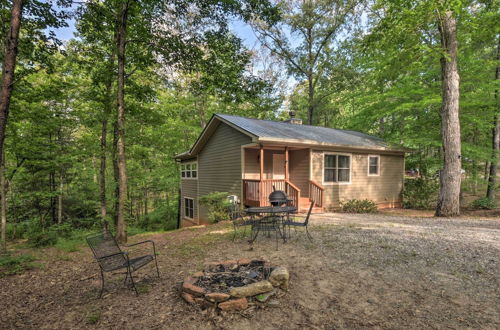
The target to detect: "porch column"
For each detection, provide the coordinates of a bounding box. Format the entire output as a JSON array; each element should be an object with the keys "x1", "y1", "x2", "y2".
[
  {"x1": 259, "y1": 145, "x2": 264, "y2": 206},
  {"x1": 259, "y1": 145, "x2": 264, "y2": 181},
  {"x1": 285, "y1": 147, "x2": 289, "y2": 181}
]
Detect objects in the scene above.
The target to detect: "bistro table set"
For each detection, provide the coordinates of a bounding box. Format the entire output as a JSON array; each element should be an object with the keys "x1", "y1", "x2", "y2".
[{"x1": 230, "y1": 190, "x2": 314, "y2": 249}]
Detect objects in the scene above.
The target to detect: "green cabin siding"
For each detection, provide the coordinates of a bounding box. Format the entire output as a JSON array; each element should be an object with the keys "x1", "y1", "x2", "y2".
[{"x1": 197, "y1": 122, "x2": 252, "y2": 222}]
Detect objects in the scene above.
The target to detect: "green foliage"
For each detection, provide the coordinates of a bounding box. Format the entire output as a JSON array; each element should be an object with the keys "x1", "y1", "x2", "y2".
[
  {"x1": 136, "y1": 205, "x2": 178, "y2": 232},
  {"x1": 50, "y1": 223, "x2": 74, "y2": 239},
  {"x1": 199, "y1": 192, "x2": 231, "y2": 223},
  {"x1": 340, "y1": 199, "x2": 378, "y2": 213},
  {"x1": 403, "y1": 178, "x2": 439, "y2": 209},
  {"x1": 0, "y1": 254, "x2": 37, "y2": 277},
  {"x1": 6, "y1": 222, "x2": 29, "y2": 240},
  {"x1": 27, "y1": 230, "x2": 58, "y2": 248},
  {"x1": 470, "y1": 197, "x2": 496, "y2": 210}
]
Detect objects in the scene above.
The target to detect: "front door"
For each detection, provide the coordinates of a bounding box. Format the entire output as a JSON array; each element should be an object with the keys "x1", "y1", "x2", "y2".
[{"x1": 272, "y1": 154, "x2": 285, "y2": 179}]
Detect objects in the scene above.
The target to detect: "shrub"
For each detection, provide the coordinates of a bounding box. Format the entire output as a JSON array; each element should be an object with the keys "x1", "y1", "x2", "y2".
[
  {"x1": 50, "y1": 223, "x2": 74, "y2": 239},
  {"x1": 470, "y1": 197, "x2": 496, "y2": 210},
  {"x1": 27, "y1": 230, "x2": 58, "y2": 247},
  {"x1": 199, "y1": 192, "x2": 231, "y2": 223},
  {"x1": 136, "y1": 204, "x2": 177, "y2": 232},
  {"x1": 0, "y1": 254, "x2": 36, "y2": 276},
  {"x1": 6, "y1": 222, "x2": 29, "y2": 240},
  {"x1": 69, "y1": 217, "x2": 101, "y2": 230},
  {"x1": 403, "y1": 177, "x2": 439, "y2": 209},
  {"x1": 340, "y1": 199, "x2": 378, "y2": 213}
]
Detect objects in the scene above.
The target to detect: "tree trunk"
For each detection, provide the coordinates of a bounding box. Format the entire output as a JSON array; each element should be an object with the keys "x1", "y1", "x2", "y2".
[
  {"x1": 112, "y1": 121, "x2": 119, "y2": 227},
  {"x1": 144, "y1": 188, "x2": 148, "y2": 216},
  {"x1": 49, "y1": 169, "x2": 56, "y2": 223},
  {"x1": 307, "y1": 75, "x2": 314, "y2": 125},
  {"x1": 100, "y1": 71, "x2": 113, "y2": 228},
  {"x1": 115, "y1": 1, "x2": 129, "y2": 243},
  {"x1": 57, "y1": 171, "x2": 63, "y2": 224},
  {"x1": 1, "y1": 155, "x2": 7, "y2": 252},
  {"x1": 0, "y1": 0, "x2": 23, "y2": 168},
  {"x1": 0, "y1": 0, "x2": 23, "y2": 250},
  {"x1": 435, "y1": 11, "x2": 461, "y2": 217},
  {"x1": 486, "y1": 37, "x2": 499, "y2": 201}
]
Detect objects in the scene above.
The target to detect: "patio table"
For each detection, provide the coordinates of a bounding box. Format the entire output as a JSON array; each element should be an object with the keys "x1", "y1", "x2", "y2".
[{"x1": 244, "y1": 206, "x2": 297, "y2": 245}]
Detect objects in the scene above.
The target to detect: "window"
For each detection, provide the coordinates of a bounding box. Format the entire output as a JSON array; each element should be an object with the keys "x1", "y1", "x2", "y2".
[
  {"x1": 184, "y1": 198, "x2": 194, "y2": 219},
  {"x1": 180, "y1": 162, "x2": 197, "y2": 179},
  {"x1": 324, "y1": 154, "x2": 351, "y2": 183},
  {"x1": 368, "y1": 155, "x2": 380, "y2": 176}
]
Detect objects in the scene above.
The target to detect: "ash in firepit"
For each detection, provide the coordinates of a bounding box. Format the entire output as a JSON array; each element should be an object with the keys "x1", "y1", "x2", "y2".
[
  {"x1": 181, "y1": 259, "x2": 289, "y2": 312},
  {"x1": 196, "y1": 261, "x2": 273, "y2": 293}
]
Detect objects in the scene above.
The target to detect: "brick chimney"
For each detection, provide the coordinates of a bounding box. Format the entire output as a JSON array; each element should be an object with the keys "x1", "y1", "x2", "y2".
[{"x1": 284, "y1": 111, "x2": 302, "y2": 125}]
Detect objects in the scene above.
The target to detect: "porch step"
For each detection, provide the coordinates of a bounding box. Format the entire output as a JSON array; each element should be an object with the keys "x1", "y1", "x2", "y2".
[
  {"x1": 298, "y1": 206, "x2": 323, "y2": 213},
  {"x1": 297, "y1": 197, "x2": 322, "y2": 213}
]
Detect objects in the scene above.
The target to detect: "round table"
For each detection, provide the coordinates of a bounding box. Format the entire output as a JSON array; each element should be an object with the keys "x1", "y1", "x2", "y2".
[{"x1": 244, "y1": 206, "x2": 297, "y2": 214}]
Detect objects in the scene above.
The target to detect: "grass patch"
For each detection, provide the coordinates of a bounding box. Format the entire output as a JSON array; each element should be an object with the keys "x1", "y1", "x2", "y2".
[
  {"x1": 136, "y1": 283, "x2": 150, "y2": 294},
  {"x1": 172, "y1": 226, "x2": 234, "y2": 258},
  {"x1": 0, "y1": 253, "x2": 37, "y2": 276},
  {"x1": 55, "y1": 239, "x2": 81, "y2": 252},
  {"x1": 85, "y1": 306, "x2": 102, "y2": 325}
]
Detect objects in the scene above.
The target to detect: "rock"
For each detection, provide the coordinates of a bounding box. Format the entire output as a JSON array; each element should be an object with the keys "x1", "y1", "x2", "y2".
[
  {"x1": 182, "y1": 282, "x2": 206, "y2": 297},
  {"x1": 237, "y1": 258, "x2": 252, "y2": 266},
  {"x1": 181, "y1": 292, "x2": 196, "y2": 305},
  {"x1": 219, "y1": 260, "x2": 237, "y2": 266},
  {"x1": 269, "y1": 267, "x2": 289, "y2": 290},
  {"x1": 205, "y1": 292, "x2": 230, "y2": 303},
  {"x1": 229, "y1": 280, "x2": 274, "y2": 298},
  {"x1": 255, "y1": 289, "x2": 276, "y2": 303},
  {"x1": 218, "y1": 298, "x2": 248, "y2": 311}
]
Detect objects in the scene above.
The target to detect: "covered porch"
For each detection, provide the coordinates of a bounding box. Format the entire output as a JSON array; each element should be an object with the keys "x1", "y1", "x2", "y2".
[{"x1": 242, "y1": 145, "x2": 324, "y2": 210}]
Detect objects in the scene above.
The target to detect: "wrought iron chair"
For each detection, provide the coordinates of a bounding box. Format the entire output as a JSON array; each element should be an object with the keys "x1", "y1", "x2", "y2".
[
  {"x1": 86, "y1": 231, "x2": 160, "y2": 298},
  {"x1": 229, "y1": 204, "x2": 255, "y2": 242},
  {"x1": 283, "y1": 201, "x2": 314, "y2": 241}
]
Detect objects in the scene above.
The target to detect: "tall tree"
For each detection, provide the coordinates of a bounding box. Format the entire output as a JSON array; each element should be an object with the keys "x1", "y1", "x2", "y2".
[
  {"x1": 435, "y1": 9, "x2": 461, "y2": 216},
  {"x1": 486, "y1": 37, "x2": 499, "y2": 201},
  {"x1": 115, "y1": 0, "x2": 130, "y2": 243},
  {"x1": 0, "y1": 0, "x2": 23, "y2": 251},
  {"x1": 253, "y1": 0, "x2": 359, "y2": 124}
]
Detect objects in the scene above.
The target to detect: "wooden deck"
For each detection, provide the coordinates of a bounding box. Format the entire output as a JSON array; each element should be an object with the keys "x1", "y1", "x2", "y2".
[{"x1": 242, "y1": 178, "x2": 324, "y2": 210}]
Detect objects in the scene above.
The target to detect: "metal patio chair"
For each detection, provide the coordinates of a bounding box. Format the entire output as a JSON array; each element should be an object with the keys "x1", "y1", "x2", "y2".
[
  {"x1": 86, "y1": 231, "x2": 160, "y2": 298},
  {"x1": 283, "y1": 201, "x2": 314, "y2": 241},
  {"x1": 229, "y1": 204, "x2": 255, "y2": 242}
]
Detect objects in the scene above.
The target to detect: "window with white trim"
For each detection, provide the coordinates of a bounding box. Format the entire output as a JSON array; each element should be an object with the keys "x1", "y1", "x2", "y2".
[
  {"x1": 324, "y1": 154, "x2": 351, "y2": 183},
  {"x1": 368, "y1": 155, "x2": 380, "y2": 176},
  {"x1": 184, "y1": 197, "x2": 194, "y2": 219},
  {"x1": 180, "y1": 162, "x2": 197, "y2": 179}
]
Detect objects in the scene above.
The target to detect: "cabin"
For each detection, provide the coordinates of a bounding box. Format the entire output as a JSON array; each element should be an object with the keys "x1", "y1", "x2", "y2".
[{"x1": 175, "y1": 113, "x2": 406, "y2": 227}]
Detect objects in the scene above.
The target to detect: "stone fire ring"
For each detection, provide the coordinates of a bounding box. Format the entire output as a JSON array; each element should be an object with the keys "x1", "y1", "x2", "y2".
[{"x1": 181, "y1": 259, "x2": 289, "y2": 312}]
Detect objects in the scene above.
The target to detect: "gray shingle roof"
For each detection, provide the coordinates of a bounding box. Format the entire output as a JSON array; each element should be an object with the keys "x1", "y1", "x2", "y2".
[{"x1": 217, "y1": 114, "x2": 391, "y2": 150}]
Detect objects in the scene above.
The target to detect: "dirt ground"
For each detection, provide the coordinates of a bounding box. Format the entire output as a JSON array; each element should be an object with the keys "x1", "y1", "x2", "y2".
[{"x1": 1, "y1": 212, "x2": 499, "y2": 329}]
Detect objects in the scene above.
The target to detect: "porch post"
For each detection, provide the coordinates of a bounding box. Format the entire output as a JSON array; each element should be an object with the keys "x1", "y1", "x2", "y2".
[
  {"x1": 285, "y1": 147, "x2": 289, "y2": 182},
  {"x1": 259, "y1": 145, "x2": 264, "y2": 206},
  {"x1": 259, "y1": 145, "x2": 264, "y2": 181}
]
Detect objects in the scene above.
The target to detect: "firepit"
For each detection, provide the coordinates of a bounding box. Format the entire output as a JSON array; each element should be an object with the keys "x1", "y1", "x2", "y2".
[{"x1": 181, "y1": 259, "x2": 289, "y2": 312}]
